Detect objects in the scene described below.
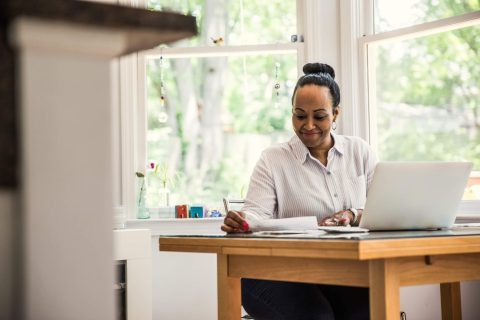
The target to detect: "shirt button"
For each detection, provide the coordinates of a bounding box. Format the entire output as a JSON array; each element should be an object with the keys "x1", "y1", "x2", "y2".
[
  {"x1": 334, "y1": 193, "x2": 338, "y2": 197},
  {"x1": 327, "y1": 171, "x2": 331, "y2": 175}
]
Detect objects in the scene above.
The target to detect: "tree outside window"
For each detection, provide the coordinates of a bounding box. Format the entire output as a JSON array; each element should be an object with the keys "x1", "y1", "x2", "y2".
[
  {"x1": 372, "y1": 0, "x2": 480, "y2": 200},
  {"x1": 145, "y1": 0, "x2": 297, "y2": 209}
]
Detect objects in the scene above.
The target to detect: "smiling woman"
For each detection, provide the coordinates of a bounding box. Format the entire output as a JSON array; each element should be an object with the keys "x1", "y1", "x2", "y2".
[
  {"x1": 222, "y1": 62, "x2": 376, "y2": 319},
  {"x1": 291, "y1": 64, "x2": 341, "y2": 162},
  {"x1": 292, "y1": 86, "x2": 335, "y2": 153}
]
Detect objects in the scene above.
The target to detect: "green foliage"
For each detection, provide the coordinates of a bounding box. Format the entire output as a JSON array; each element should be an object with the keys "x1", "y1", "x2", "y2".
[
  {"x1": 149, "y1": 0, "x2": 295, "y2": 46},
  {"x1": 145, "y1": 0, "x2": 298, "y2": 206},
  {"x1": 375, "y1": 0, "x2": 480, "y2": 171},
  {"x1": 145, "y1": 0, "x2": 480, "y2": 208},
  {"x1": 224, "y1": 55, "x2": 296, "y2": 133}
]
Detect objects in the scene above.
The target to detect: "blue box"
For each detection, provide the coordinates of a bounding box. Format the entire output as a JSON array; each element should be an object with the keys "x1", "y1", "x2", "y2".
[{"x1": 189, "y1": 205, "x2": 204, "y2": 218}]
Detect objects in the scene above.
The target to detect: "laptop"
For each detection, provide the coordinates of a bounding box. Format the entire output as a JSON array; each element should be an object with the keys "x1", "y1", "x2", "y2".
[{"x1": 359, "y1": 162, "x2": 472, "y2": 231}]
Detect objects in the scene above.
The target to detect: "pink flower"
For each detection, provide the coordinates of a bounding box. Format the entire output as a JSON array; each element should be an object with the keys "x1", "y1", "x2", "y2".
[{"x1": 149, "y1": 162, "x2": 155, "y2": 169}]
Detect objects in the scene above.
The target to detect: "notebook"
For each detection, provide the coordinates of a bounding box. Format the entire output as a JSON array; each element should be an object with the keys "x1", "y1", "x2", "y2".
[{"x1": 359, "y1": 162, "x2": 472, "y2": 231}]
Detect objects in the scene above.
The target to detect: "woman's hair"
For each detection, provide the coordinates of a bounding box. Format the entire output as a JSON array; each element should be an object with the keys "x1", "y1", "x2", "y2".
[{"x1": 291, "y1": 63, "x2": 340, "y2": 109}]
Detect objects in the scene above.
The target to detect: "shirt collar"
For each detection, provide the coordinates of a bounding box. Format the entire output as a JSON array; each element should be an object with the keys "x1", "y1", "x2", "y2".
[
  {"x1": 331, "y1": 132, "x2": 345, "y2": 155},
  {"x1": 289, "y1": 132, "x2": 345, "y2": 164}
]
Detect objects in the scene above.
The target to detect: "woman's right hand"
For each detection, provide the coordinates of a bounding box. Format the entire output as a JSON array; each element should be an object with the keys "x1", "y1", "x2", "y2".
[{"x1": 221, "y1": 210, "x2": 249, "y2": 233}]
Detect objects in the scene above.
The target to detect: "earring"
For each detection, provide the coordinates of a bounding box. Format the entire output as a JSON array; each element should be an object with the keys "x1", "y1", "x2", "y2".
[{"x1": 332, "y1": 121, "x2": 337, "y2": 131}]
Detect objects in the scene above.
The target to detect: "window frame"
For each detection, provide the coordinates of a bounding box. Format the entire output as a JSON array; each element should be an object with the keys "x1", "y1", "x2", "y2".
[
  {"x1": 122, "y1": 0, "x2": 328, "y2": 219},
  {"x1": 117, "y1": 1, "x2": 480, "y2": 220},
  {"x1": 355, "y1": 4, "x2": 480, "y2": 216}
]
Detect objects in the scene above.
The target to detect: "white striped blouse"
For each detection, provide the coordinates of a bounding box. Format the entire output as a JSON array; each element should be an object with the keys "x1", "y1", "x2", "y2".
[{"x1": 241, "y1": 133, "x2": 377, "y2": 222}]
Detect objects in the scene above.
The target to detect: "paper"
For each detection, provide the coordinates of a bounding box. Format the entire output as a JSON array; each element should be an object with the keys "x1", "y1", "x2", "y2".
[
  {"x1": 254, "y1": 230, "x2": 326, "y2": 237},
  {"x1": 247, "y1": 216, "x2": 318, "y2": 232},
  {"x1": 317, "y1": 226, "x2": 369, "y2": 233},
  {"x1": 248, "y1": 230, "x2": 369, "y2": 239},
  {"x1": 254, "y1": 230, "x2": 317, "y2": 235}
]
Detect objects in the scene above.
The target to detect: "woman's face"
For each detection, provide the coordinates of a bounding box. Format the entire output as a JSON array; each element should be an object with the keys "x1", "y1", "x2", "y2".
[{"x1": 292, "y1": 84, "x2": 338, "y2": 149}]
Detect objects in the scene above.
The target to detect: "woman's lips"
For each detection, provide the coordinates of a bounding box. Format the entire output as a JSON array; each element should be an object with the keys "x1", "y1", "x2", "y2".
[{"x1": 301, "y1": 131, "x2": 320, "y2": 136}]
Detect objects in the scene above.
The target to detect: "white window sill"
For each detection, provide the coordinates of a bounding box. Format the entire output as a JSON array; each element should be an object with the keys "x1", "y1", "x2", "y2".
[
  {"x1": 119, "y1": 200, "x2": 480, "y2": 236},
  {"x1": 457, "y1": 200, "x2": 480, "y2": 223},
  {"x1": 125, "y1": 218, "x2": 224, "y2": 236}
]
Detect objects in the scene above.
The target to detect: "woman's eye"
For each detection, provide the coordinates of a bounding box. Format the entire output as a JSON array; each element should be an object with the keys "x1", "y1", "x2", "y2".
[
  {"x1": 314, "y1": 116, "x2": 327, "y2": 121},
  {"x1": 295, "y1": 115, "x2": 307, "y2": 120}
]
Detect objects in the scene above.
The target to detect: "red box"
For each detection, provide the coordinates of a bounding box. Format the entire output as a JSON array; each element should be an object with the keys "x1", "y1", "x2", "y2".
[{"x1": 175, "y1": 205, "x2": 189, "y2": 219}]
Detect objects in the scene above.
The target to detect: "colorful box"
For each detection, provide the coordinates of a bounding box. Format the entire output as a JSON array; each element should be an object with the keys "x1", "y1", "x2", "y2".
[
  {"x1": 209, "y1": 209, "x2": 222, "y2": 217},
  {"x1": 175, "y1": 205, "x2": 189, "y2": 219},
  {"x1": 189, "y1": 205, "x2": 204, "y2": 218}
]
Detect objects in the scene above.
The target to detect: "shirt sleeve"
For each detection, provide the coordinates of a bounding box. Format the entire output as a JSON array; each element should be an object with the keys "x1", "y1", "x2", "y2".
[
  {"x1": 364, "y1": 143, "x2": 378, "y2": 192},
  {"x1": 241, "y1": 152, "x2": 277, "y2": 221}
]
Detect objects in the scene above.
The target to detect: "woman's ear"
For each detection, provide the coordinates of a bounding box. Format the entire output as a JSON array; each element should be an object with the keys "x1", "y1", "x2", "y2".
[{"x1": 333, "y1": 106, "x2": 341, "y2": 121}]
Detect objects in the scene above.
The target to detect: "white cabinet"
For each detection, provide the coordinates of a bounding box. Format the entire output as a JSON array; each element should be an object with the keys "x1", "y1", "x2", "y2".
[{"x1": 114, "y1": 229, "x2": 152, "y2": 320}]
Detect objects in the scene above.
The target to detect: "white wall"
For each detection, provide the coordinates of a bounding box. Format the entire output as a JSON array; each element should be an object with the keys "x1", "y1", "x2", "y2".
[
  {"x1": 400, "y1": 282, "x2": 480, "y2": 320},
  {"x1": 153, "y1": 237, "x2": 218, "y2": 320}
]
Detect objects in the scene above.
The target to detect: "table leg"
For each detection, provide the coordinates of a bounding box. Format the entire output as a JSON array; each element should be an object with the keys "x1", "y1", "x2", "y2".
[
  {"x1": 440, "y1": 282, "x2": 462, "y2": 320},
  {"x1": 217, "y1": 254, "x2": 241, "y2": 320},
  {"x1": 369, "y1": 259, "x2": 400, "y2": 320}
]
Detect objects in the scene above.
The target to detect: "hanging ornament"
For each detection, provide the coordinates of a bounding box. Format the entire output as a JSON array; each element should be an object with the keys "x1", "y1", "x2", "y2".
[
  {"x1": 158, "y1": 54, "x2": 168, "y2": 123},
  {"x1": 159, "y1": 55, "x2": 165, "y2": 107},
  {"x1": 273, "y1": 62, "x2": 281, "y2": 108},
  {"x1": 274, "y1": 62, "x2": 281, "y2": 97}
]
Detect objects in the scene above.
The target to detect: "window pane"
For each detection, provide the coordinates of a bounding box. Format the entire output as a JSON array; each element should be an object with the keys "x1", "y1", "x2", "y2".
[
  {"x1": 371, "y1": 25, "x2": 480, "y2": 200},
  {"x1": 147, "y1": 0, "x2": 296, "y2": 46},
  {"x1": 374, "y1": 0, "x2": 479, "y2": 33},
  {"x1": 145, "y1": 54, "x2": 297, "y2": 209}
]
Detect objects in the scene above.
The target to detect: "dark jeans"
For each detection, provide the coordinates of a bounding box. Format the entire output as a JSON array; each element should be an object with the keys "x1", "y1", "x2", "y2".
[{"x1": 241, "y1": 279, "x2": 370, "y2": 320}]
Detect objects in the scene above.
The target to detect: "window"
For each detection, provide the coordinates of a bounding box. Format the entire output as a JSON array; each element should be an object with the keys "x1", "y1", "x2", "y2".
[
  {"x1": 374, "y1": 0, "x2": 478, "y2": 32},
  {"x1": 137, "y1": 0, "x2": 301, "y2": 213},
  {"x1": 362, "y1": 1, "x2": 480, "y2": 209},
  {"x1": 147, "y1": 0, "x2": 296, "y2": 47}
]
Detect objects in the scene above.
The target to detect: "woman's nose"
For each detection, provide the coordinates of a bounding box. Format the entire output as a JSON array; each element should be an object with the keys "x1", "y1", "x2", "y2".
[{"x1": 304, "y1": 118, "x2": 316, "y2": 130}]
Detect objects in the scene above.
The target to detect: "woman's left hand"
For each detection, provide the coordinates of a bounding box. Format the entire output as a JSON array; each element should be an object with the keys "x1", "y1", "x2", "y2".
[{"x1": 319, "y1": 210, "x2": 353, "y2": 226}]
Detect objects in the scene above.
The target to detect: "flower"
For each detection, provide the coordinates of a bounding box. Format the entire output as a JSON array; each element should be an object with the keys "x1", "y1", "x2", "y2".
[{"x1": 149, "y1": 161, "x2": 177, "y2": 189}]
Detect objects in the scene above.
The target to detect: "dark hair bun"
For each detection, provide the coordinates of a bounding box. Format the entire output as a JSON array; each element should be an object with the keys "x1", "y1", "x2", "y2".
[{"x1": 303, "y1": 63, "x2": 335, "y2": 79}]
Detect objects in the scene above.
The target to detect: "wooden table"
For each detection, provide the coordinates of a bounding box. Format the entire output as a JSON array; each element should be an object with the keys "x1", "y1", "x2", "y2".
[{"x1": 159, "y1": 228, "x2": 480, "y2": 320}]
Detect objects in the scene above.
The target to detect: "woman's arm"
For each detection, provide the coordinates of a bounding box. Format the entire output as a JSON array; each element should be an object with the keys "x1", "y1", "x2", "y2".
[
  {"x1": 221, "y1": 152, "x2": 277, "y2": 233},
  {"x1": 241, "y1": 153, "x2": 277, "y2": 220}
]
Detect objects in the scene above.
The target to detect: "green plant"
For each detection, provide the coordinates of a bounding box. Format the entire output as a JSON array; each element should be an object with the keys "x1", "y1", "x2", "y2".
[{"x1": 135, "y1": 171, "x2": 146, "y2": 206}]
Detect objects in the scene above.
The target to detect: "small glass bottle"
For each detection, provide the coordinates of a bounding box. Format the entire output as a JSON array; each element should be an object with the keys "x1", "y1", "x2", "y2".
[
  {"x1": 158, "y1": 186, "x2": 170, "y2": 207},
  {"x1": 136, "y1": 180, "x2": 150, "y2": 219}
]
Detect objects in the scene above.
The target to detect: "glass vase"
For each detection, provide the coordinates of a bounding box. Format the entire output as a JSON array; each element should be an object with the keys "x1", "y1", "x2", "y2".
[
  {"x1": 136, "y1": 185, "x2": 149, "y2": 219},
  {"x1": 158, "y1": 187, "x2": 170, "y2": 207}
]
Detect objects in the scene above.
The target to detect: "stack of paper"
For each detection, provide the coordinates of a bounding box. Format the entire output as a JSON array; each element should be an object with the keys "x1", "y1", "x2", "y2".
[{"x1": 248, "y1": 216, "x2": 318, "y2": 232}]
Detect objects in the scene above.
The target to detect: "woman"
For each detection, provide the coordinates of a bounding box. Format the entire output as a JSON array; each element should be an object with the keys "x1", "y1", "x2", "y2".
[{"x1": 222, "y1": 63, "x2": 376, "y2": 320}]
